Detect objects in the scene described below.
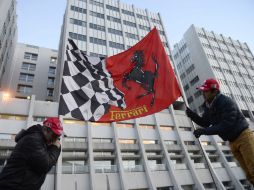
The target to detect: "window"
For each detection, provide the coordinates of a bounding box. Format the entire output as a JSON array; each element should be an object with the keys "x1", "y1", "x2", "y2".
[
  {"x1": 164, "y1": 140, "x2": 177, "y2": 145},
  {"x1": 107, "y1": 16, "x2": 121, "y2": 23},
  {"x1": 139, "y1": 124, "x2": 155, "y2": 129},
  {"x1": 201, "y1": 141, "x2": 211, "y2": 145},
  {"x1": 89, "y1": 23, "x2": 105, "y2": 31},
  {"x1": 160, "y1": 125, "x2": 174, "y2": 131},
  {"x1": 89, "y1": 11, "x2": 104, "y2": 19},
  {"x1": 17, "y1": 84, "x2": 32, "y2": 94},
  {"x1": 48, "y1": 67, "x2": 56, "y2": 75},
  {"x1": 183, "y1": 84, "x2": 189, "y2": 91},
  {"x1": 143, "y1": 140, "x2": 157, "y2": 144},
  {"x1": 19, "y1": 73, "x2": 34, "y2": 83},
  {"x1": 90, "y1": 37, "x2": 106, "y2": 46},
  {"x1": 116, "y1": 123, "x2": 134, "y2": 128},
  {"x1": 109, "y1": 41, "x2": 124, "y2": 50},
  {"x1": 190, "y1": 76, "x2": 199, "y2": 86},
  {"x1": 90, "y1": 52, "x2": 106, "y2": 58},
  {"x1": 136, "y1": 14, "x2": 148, "y2": 20},
  {"x1": 70, "y1": 5, "x2": 87, "y2": 14},
  {"x1": 125, "y1": 32, "x2": 139, "y2": 40},
  {"x1": 70, "y1": 18, "x2": 87, "y2": 27},
  {"x1": 150, "y1": 18, "x2": 161, "y2": 24},
  {"x1": 158, "y1": 30, "x2": 165, "y2": 36},
  {"x1": 47, "y1": 77, "x2": 55, "y2": 85},
  {"x1": 119, "y1": 139, "x2": 136, "y2": 144},
  {"x1": 89, "y1": 0, "x2": 103, "y2": 7},
  {"x1": 69, "y1": 32, "x2": 87, "y2": 41},
  {"x1": 121, "y1": 9, "x2": 134, "y2": 16},
  {"x1": 93, "y1": 138, "x2": 112, "y2": 143},
  {"x1": 123, "y1": 20, "x2": 136, "y2": 27},
  {"x1": 184, "y1": 141, "x2": 195, "y2": 145},
  {"x1": 139, "y1": 24, "x2": 150, "y2": 31},
  {"x1": 50, "y1": 57, "x2": 57, "y2": 64},
  {"x1": 179, "y1": 126, "x2": 191, "y2": 131},
  {"x1": 106, "y1": 5, "x2": 119, "y2": 12},
  {"x1": 186, "y1": 64, "x2": 195, "y2": 74},
  {"x1": 108, "y1": 28, "x2": 123, "y2": 36},
  {"x1": 21, "y1": 62, "x2": 36, "y2": 71},
  {"x1": 24, "y1": 52, "x2": 38, "y2": 61},
  {"x1": 90, "y1": 122, "x2": 111, "y2": 127},
  {"x1": 180, "y1": 73, "x2": 186, "y2": 80},
  {"x1": 47, "y1": 88, "x2": 54, "y2": 97}
]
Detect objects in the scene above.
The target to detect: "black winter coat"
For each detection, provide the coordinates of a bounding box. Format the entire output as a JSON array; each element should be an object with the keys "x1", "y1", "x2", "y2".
[
  {"x1": 0, "y1": 124, "x2": 61, "y2": 190},
  {"x1": 189, "y1": 94, "x2": 249, "y2": 142}
]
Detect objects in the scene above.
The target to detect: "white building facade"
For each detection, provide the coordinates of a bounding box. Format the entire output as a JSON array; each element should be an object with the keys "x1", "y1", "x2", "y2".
[
  {"x1": 6, "y1": 43, "x2": 58, "y2": 101},
  {"x1": 173, "y1": 25, "x2": 254, "y2": 121},
  {"x1": 0, "y1": 0, "x2": 17, "y2": 89}
]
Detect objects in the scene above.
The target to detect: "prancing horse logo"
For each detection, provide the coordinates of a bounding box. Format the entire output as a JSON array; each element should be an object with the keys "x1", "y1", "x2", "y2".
[{"x1": 122, "y1": 50, "x2": 159, "y2": 106}]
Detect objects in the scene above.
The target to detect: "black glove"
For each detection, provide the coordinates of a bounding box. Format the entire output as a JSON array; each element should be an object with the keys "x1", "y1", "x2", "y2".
[
  {"x1": 185, "y1": 107, "x2": 193, "y2": 118},
  {"x1": 193, "y1": 128, "x2": 205, "y2": 138}
]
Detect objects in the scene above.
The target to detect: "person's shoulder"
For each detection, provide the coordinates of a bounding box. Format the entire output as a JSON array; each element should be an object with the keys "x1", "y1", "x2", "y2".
[
  {"x1": 218, "y1": 94, "x2": 237, "y2": 107},
  {"x1": 23, "y1": 125, "x2": 44, "y2": 141}
]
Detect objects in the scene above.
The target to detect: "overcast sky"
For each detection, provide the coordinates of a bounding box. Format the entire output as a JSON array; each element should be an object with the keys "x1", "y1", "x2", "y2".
[{"x1": 17, "y1": 0, "x2": 254, "y2": 52}]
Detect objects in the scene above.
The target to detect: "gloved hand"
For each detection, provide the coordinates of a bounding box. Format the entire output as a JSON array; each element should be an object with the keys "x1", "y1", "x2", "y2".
[
  {"x1": 52, "y1": 139, "x2": 61, "y2": 148},
  {"x1": 193, "y1": 128, "x2": 205, "y2": 138},
  {"x1": 185, "y1": 107, "x2": 193, "y2": 118}
]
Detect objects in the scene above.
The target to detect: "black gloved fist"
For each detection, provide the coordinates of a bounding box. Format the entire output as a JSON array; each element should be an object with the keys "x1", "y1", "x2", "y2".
[
  {"x1": 185, "y1": 107, "x2": 193, "y2": 118},
  {"x1": 193, "y1": 129, "x2": 205, "y2": 138}
]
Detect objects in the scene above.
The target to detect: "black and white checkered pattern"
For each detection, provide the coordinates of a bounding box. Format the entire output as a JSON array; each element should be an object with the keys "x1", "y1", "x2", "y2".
[{"x1": 59, "y1": 39, "x2": 126, "y2": 121}]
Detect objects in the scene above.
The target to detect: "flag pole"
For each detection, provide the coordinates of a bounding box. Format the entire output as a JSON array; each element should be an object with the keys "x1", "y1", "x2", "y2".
[{"x1": 167, "y1": 50, "x2": 223, "y2": 190}]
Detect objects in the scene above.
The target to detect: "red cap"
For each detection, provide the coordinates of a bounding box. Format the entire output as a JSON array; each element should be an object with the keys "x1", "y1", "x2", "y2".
[
  {"x1": 43, "y1": 117, "x2": 63, "y2": 136},
  {"x1": 196, "y1": 78, "x2": 220, "y2": 91}
]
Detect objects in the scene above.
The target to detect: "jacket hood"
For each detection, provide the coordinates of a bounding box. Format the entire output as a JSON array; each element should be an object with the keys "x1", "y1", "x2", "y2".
[{"x1": 15, "y1": 124, "x2": 43, "y2": 142}]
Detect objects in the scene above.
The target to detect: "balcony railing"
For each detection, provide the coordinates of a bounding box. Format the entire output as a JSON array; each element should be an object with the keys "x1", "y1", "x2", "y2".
[
  {"x1": 149, "y1": 164, "x2": 167, "y2": 171},
  {"x1": 228, "y1": 162, "x2": 238, "y2": 167},
  {"x1": 94, "y1": 165, "x2": 118, "y2": 173},
  {"x1": 173, "y1": 163, "x2": 188, "y2": 170},
  {"x1": 62, "y1": 164, "x2": 89, "y2": 174},
  {"x1": 194, "y1": 163, "x2": 206, "y2": 169},
  {"x1": 211, "y1": 162, "x2": 223, "y2": 168},
  {"x1": 123, "y1": 165, "x2": 144, "y2": 172}
]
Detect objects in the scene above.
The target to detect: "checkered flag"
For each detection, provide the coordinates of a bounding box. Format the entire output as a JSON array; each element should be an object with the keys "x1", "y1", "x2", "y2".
[{"x1": 58, "y1": 39, "x2": 126, "y2": 121}]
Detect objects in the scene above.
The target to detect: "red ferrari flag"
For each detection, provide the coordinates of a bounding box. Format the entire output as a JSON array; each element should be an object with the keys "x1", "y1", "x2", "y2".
[{"x1": 59, "y1": 27, "x2": 181, "y2": 122}]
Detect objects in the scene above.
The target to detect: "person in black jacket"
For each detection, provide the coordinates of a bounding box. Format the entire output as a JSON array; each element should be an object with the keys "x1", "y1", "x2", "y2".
[
  {"x1": 0, "y1": 117, "x2": 63, "y2": 190},
  {"x1": 186, "y1": 78, "x2": 254, "y2": 185}
]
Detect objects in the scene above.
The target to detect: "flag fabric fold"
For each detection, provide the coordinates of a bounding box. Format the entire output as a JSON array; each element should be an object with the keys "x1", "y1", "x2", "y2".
[{"x1": 59, "y1": 27, "x2": 181, "y2": 122}]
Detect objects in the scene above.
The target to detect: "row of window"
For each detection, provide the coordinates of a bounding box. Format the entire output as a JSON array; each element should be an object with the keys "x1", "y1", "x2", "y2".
[
  {"x1": 70, "y1": 5, "x2": 162, "y2": 25},
  {"x1": 198, "y1": 32, "x2": 250, "y2": 53},
  {"x1": 212, "y1": 66, "x2": 253, "y2": 80},
  {"x1": 207, "y1": 54, "x2": 254, "y2": 72},
  {"x1": 19, "y1": 73, "x2": 55, "y2": 85},
  {"x1": 21, "y1": 63, "x2": 56, "y2": 74},
  {"x1": 17, "y1": 84, "x2": 54, "y2": 97},
  {"x1": 23, "y1": 53, "x2": 57, "y2": 64}
]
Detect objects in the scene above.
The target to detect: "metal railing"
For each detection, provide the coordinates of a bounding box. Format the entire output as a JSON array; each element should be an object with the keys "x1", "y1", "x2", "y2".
[
  {"x1": 149, "y1": 164, "x2": 167, "y2": 171},
  {"x1": 62, "y1": 164, "x2": 89, "y2": 174},
  {"x1": 123, "y1": 165, "x2": 144, "y2": 172},
  {"x1": 94, "y1": 165, "x2": 118, "y2": 173}
]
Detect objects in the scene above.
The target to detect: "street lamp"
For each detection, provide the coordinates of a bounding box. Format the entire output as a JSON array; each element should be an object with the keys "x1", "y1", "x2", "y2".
[{"x1": 2, "y1": 92, "x2": 10, "y2": 102}]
